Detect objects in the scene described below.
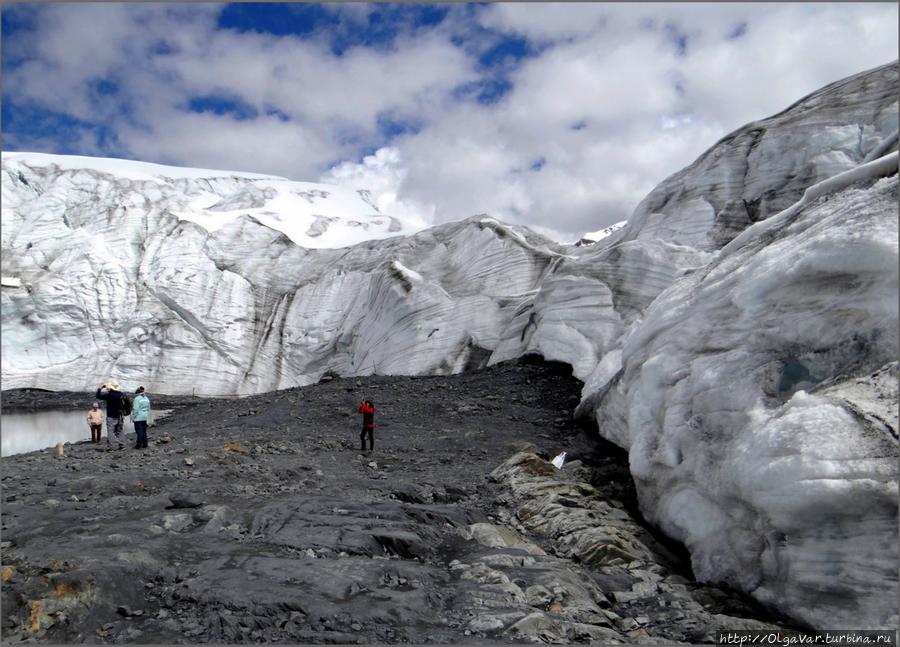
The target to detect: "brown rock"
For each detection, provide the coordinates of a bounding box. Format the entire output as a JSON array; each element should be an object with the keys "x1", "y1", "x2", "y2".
[{"x1": 223, "y1": 443, "x2": 246, "y2": 454}]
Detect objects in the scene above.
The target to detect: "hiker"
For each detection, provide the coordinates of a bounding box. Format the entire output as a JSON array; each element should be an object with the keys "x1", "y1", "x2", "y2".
[
  {"x1": 358, "y1": 400, "x2": 376, "y2": 451},
  {"x1": 87, "y1": 402, "x2": 103, "y2": 444},
  {"x1": 96, "y1": 381, "x2": 127, "y2": 450},
  {"x1": 131, "y1": 386, "x2": 151, "y2": 449}
]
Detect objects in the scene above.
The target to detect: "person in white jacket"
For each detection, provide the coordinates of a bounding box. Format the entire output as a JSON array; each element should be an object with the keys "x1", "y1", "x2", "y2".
[
  {"x1": 87, "y1": 402, "x2": 103, "y2": 444},
  {"x1": 131, "y1": 386, "x2": 151, "y2": 449}
]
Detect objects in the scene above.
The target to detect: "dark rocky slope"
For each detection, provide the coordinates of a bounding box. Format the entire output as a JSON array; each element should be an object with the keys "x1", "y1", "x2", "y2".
[{"x1": 1, "y1": 359, "x2": 790, "y2": 643}]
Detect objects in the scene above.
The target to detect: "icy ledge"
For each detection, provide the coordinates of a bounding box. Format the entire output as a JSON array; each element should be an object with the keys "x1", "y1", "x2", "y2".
[{"x1": 722, "y1": 150, "x2": 899, "y2": 257}]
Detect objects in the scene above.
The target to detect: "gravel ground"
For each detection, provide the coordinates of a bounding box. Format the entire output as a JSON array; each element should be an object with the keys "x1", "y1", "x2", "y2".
[{"x1": 0, "y1": 357, "x2": 791, "y2": 644}]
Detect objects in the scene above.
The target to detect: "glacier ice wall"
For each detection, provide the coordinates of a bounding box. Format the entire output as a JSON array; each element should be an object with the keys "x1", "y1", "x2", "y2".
[
  {"x1": 492, "y1": 61, "x2": 899, "y2": 376},
  {"x1": 0, "y1": 155, "x2": 562, "y2": 394},
  {"x1": 490, "y1": 61, "x2": 899, "y2": 629},
  {"x1": 618, "y1": 173, "x2": 898, "y2": 630},
  {"x1": 2, "y1": 62, "x2": 898, "y2": 629}
]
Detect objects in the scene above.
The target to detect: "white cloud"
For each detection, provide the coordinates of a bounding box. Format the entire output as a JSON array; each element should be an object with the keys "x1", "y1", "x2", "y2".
[
  {"x1": 116, "y1": 111, "x2": 337, "y2": 180},
  {"x1": 361, "y1": 3, "x2": 899, "y2": 238},
  {"x1": 475, "y1": 2, "x2": 611, "y2": 43},
  {"x1": 3, "y1": 3, "x2": 897, "y2": 242},
  {"x1": 149, "y1": 29, "x2": 477, "y2": 129},
  {"x1": 320, "y1": 147, "x2": 433, "y2": 228}
]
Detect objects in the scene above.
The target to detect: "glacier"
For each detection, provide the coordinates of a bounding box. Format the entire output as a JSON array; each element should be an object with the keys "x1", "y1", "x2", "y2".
[
  {"x1": 2, "y1": 61, "x2": 898, "y2": 629},
  {"x1": 0, "y1": 155, "x2": 562, "y2": 394},
  {"x1": 491, "y1": 62, "x2": 899, "y2": 629}
]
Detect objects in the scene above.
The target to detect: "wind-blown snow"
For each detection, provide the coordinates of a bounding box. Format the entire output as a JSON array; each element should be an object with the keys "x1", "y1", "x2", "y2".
[{"x1": 2, "y1": 62, "x2": 898, "y2": 630}]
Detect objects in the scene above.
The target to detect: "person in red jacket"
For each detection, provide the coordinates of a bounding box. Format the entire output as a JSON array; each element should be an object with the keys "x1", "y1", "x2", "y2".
[{"x1": 358, "y1": 400, "x2": 375, "y2": 451}]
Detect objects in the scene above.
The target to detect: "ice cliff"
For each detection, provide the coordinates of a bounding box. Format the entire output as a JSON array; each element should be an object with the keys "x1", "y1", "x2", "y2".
[
  {"x1": 2, "y1": 62, "x2": 897, "y2": 629},
  {"x1": 493, "y1": 61, "x2": 899, "y2": 630},
  {"x1": 0, "y1": 156, "x2": 561, "y2": 394}
]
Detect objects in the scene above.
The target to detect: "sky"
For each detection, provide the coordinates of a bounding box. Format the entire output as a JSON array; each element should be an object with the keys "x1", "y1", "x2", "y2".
[{"x1": 2, "y1": 3, "x2": 897, "y2": 242}]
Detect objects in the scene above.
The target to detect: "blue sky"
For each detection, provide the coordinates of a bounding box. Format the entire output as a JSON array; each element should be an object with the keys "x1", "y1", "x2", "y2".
[{"x1": 2, "y1": 3, "x2": 897, "y2": 240}]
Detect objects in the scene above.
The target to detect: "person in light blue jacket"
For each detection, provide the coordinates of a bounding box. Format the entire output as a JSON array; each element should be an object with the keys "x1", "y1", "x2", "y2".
[{"x1": 131, "y1": 386, "x2": 151, "y2": 449}]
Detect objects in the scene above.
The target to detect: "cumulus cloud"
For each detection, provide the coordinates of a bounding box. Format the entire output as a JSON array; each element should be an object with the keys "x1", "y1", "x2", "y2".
[
  {"x1": 321, "y1": 147, "x2": 433, "y2": 229},
  {"x1": 377, "y1": 2, "x2": 898, "y2": 239},
  {"x1": 2, "y1": 3, "x2": 897, "y2": 242}
]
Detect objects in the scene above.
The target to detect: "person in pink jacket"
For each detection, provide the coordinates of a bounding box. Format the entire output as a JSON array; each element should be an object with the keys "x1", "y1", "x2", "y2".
[{"x1": 87, "y1": 402, "x2": 103, "y2": 444}]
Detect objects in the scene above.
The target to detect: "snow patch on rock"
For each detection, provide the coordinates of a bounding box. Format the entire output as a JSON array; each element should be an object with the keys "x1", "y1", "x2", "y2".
[{"x1": 575, "y1": 220, "x2": 627, "y2": 247}]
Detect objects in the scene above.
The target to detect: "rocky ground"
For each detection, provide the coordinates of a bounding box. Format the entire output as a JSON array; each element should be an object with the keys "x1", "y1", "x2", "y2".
[
  {"x1": 1, "y1": 389, "x2": 205, "y2": 414},
  {"x1": 0, "y1": 358, "x2": 793, "y2": 644}
]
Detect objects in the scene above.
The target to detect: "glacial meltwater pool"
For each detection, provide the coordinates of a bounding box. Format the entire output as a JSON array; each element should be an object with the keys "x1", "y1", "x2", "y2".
[{"x1": 1, "y1": 410, "x2": 170, "y2": 457}]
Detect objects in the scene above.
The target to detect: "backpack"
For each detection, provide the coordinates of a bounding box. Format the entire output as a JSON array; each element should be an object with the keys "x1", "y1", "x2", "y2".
[{"x1": 122, "y1": 393, "x2": 133, "y2": 416}]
